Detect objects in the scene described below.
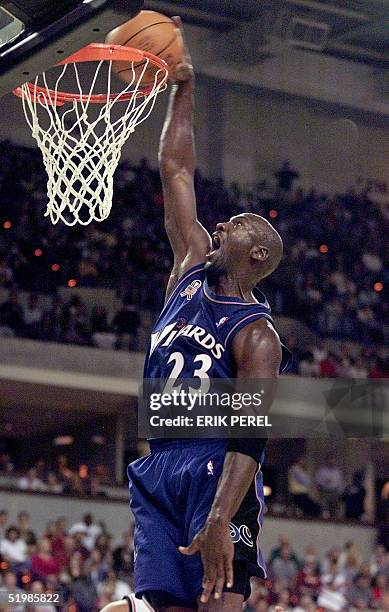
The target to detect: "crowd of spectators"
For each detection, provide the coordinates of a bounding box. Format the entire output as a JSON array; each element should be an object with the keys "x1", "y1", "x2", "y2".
[
  {"x1": 0, "y1": 141, "x2": 387, "y2": 354},
  {"x1": 2, "y1": 451, "x2": 389, "y2": 539},
  {"x1": 286, "y1": 455, "x2": 365, "y2": 521},
  {"x1": 0, "y1": 454, "x2": 111, "y2": 498},
  {"x1": 0, "y1": 511, "x2": 135, "y2": 611},
  {"x1": 286, "y1": 337, "x2": 388, "y2": 378},
  {"x1": 0, "y1": 508, "x2": 389, "y2": 611},
  {"x1": 0, "y1": 290, "x2": 141, "y2": 351},
  {"x1": 246, "y1": 537, "x2": 389, "y2": 611}
]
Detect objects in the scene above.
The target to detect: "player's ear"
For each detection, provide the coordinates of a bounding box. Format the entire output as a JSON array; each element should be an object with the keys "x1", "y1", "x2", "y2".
[{"x1": 250, "y1": 245, "x2": 269, "y2": 262}]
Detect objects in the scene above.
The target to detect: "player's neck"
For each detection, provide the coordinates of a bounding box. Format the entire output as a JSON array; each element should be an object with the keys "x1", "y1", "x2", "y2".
[{"x1": 209, "y1": 272, "x2": 256, "y2": 302}]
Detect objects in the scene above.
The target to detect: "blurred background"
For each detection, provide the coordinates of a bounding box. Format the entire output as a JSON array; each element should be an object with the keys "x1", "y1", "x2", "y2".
[{"x1": 0, "y1": 0, "x2": 388, "y2": 610}]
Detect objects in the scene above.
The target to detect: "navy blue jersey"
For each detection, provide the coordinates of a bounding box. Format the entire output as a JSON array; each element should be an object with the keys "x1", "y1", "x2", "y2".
[{"x1": 145, "y1": 263, "x2": 290, "y2": 382}]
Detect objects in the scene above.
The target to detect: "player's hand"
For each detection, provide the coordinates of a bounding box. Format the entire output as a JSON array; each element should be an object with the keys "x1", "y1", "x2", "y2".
[
  {"x1": 171, "y1": 16, "x2": 194, "y2": 82},
  {"x1": 179, "y1": 519, "x2": 234, "y2": 603}
]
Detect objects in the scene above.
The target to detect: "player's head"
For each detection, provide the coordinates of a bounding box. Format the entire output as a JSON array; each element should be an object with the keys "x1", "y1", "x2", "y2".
[{"x1": 205, "y1": 213, "x2": 283, "y2": 284}]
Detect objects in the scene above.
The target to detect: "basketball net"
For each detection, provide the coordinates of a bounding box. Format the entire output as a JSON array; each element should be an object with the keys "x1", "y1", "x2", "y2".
[{"x1": 13, "y1": 44, "x2": 168, "y2": 226}]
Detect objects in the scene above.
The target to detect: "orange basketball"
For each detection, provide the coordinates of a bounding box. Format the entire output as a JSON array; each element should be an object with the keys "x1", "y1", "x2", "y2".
[{"x1": 105, "y1": 10, "x2": 184, "y2": 85}]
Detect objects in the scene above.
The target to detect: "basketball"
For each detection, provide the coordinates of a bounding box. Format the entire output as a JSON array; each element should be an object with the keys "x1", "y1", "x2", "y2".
[{"x1": 105, "y1": 10, "x2": 184, "y2": 85}]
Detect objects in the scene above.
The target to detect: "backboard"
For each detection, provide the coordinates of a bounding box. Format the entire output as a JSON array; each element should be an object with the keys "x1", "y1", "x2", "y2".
[{"x1": 0, "y1": 0, "x2": 144, "y2": 97}]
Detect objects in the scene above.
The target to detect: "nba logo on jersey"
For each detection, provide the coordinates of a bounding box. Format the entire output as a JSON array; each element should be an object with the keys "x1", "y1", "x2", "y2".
[
  {"x1": 207, "y1": 460, "x2": 214, "y2": 476},
  {"x1": 216, "y1": 316, "x2": 229, "y2": 328},
  {"x1": 180, "y1": 279, "x2": 202, "y2": 300}
]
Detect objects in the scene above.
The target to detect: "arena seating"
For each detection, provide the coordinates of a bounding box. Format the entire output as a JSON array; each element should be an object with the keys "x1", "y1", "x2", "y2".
[{"x1": 0, "y1": 141, "x2": 387, "y2": 376}]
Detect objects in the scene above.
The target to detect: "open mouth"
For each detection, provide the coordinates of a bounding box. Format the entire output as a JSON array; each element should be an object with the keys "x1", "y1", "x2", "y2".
[
  {"x1": 212, "y1": 232, "x2": 221, "y2": 250},
  {"x1": 206, "y1": 232, "x2": 222, "y2": 257}
]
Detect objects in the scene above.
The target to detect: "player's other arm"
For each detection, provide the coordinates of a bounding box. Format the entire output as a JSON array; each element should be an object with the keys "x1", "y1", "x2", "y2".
[
  {"x1": 180, "y1": 319, "x2": 281, "y2": 603},
  {"x1": 211, "y1": 318, "x2": 281, "y2": 520},
  {"x1": 159, "y1": 18, "x2": 211, "y2": 297}
]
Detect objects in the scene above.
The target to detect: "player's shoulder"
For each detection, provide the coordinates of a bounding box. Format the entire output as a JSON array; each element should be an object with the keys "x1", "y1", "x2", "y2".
[
  {"x1": 234, "y1": 317, "x2": 281, "y2": 349},
  {"x1": 231, "y1": 317, "x2": 283, "y2": 376}
]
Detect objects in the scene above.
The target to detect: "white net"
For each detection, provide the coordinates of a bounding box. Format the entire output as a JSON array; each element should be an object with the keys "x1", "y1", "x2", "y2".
[{"x1": 17, "y1": 53, "x2": 168, "y2": 226}]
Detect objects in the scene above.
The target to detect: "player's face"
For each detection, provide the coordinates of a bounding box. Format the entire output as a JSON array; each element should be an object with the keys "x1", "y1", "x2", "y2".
[{"x1": 205, "y1": 214, "x2": 258, "y2": 272}]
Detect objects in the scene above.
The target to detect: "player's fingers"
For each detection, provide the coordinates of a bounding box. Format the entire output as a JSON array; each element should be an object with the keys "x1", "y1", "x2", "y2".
[
  {"x1": 200, "y1": 575, "x2": 216, "y2": 604},
  {"x1": 172, "y1": 16, "x2": 183, "y2": 29},
  {"x1": 225, "y1": 557, "x2": 234, "y2": 589},
  {"x1": 214, "y1": 565, "x2": 226, "y2": 600},
  {"x1": 178, "y1": 540, "x2": 199, "y2": 555},
  {"x1": 172, "y1": 16, "x2": 191, "y2": 61},
  {"x1": 201, "y1": 562, "x2": 217, "y2": 604},
  {"x1": 173, "y1": 63, "x2": 194, "y2": 82}
]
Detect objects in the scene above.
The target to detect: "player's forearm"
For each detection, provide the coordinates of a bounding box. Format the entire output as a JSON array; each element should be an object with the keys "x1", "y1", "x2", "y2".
[
  {"x1": 159, "y1": 78, "x2": 196, "y2": 177},
  {"x1": 207, "y1": 452, "x2": 258, "y2": 525}
]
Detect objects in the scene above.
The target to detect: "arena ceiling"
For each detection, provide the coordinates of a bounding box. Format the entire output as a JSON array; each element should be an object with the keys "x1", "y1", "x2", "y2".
[{"x1": 145, "y1": 0, "x2": 389, "y2": 67}]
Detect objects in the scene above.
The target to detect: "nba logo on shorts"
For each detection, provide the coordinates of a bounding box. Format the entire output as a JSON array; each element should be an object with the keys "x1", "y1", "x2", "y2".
[
  {"x1": 207, "y1": 460, "x2": 214, "y2": 476},
  {"x1": 180, "y1": 279, "x2": 202, "y2": 300}
]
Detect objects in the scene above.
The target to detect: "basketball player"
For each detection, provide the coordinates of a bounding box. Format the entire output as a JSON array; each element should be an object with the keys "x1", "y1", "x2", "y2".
[{"x1": 121, "y1": 17, "x2": 289, "y2": 612}]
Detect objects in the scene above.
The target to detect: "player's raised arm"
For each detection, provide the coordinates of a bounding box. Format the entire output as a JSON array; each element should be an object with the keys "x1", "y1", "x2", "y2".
[{"x1": 159, "y1": 17, "x2": 211, "y2": 297}]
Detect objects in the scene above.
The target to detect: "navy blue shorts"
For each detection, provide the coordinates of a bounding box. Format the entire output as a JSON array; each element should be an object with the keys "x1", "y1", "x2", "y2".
[{"x1": 128, "y1": 439, "x2": 266, "y2": 605}]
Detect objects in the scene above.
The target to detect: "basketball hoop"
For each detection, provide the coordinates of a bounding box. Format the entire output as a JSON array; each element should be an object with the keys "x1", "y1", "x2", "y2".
[{"x1": 13, "y1": 43, "x2": 168, "y2": 226}]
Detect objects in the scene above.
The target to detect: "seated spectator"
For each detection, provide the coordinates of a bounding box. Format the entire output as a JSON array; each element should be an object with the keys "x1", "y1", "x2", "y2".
[
  {"x1": 288, "y1": 456, "x2": 320, "y2": 517},
  {"x1": 29, "y1": 579, "x2": 57, "y2": 612},
  {"x1": 0, "y1": 570, "x2": 26, "y2": 612},
  {"x1": 90, "y1": 305, "x2": 109, "y2": 335},
  {"x1": 293, "y1": 594, "x2": 316, "y2": 612},
  {"x1": 34, "y1": 458, "x2": 48, "y2": 481},
  {"x1": 346, "y1": 572, "x2": 375, "y2": 610},
  {"x1": 17, "y1": 511, "x2": 37, "y2": 549},
  {"x1": 269, "y1": 588, "x2": 292, "y2": 611},
  {"x1": 112, "y1": 530, "x2": 134, "y2": 579},
  {"x1": 77, "y1": 258, "x2": 99, "y2": 286},
  {"x1": 70, "y1": 514, "x2": 102, "y2": 552},
  {"x1": 372, "y1": 573, "x2": 387, "y2": 608},
  {"x1": 46, "y1": 472, "x2": 63, "y2": 494},
  {"x1": 318, "y1": 352, "x2": 339, "y2": 377},
  {"x1": 344, "y1": 356, "x2": 368, "y2": 378},
  {"x1": 0, "y1": 289, "x2": 23, "y2": 336},
  {"x1": 85, "y1": 547, "x2": 109, "y2": 587},
  {"x1": 61, "y1": 295, "x2": 91, "y2": 346},
  {"x1": 22, "y1": 293, "x2": 43, "y2": 339},
  {"x1": 112, "y1": 302, "x2": 140, "y2": 351},
  {"x1": 0, "y1": 508, "x2": 9, "y2": 539},
  {"x1": 91, "y1": 306, "x2": 117, "y2": 350},
  {"x1": 69, "y1": 562, "x2": 98, "y2": 612},
  {"x1": 17, "y1": 467, "x2": 46, "y2": 492},
  {"x1": 274, "y1": 160, "x2": 300, "y2": 192},
  {"x1": 0, "y1": 258, "x2": 13, "y2": 287},
  {"x1": 269, "y1": 537, "x2": 300, "y2": 567},
  {"x1": 296, "y1": 557, "x2": 321, "y2": 600},
  {"x1": 269, "y1": 543, "x2": 300, "y2": 583},
  {"x1": 98, "y1": 569, "x2": 131, "y2": 601},
  {"x1": 0, "y1": 452, "x2": 14, "y2": 473},
  {"x1": 55, "y1": 455, "x2": 78, "y2": 494},
  {"x1": 342, "y1": 470, "x2": 366, "y2": 520},
  {"x1": 0, "y1": 526, "x2": 28, "y2": 571},
  {"x1": 311, "y1": 338, "x2": 328, "y2": 365},
  {"x1": 41, "y1": 297, "x2": 65, "y2": 343},
  {"x1": 370, "y1": 544, "x2": 387, "y2": 577},
  {"x1": 95, "y1": 532, "x2": 113, "y2": 567},
  {"x1": 315, "y1": 454, "x2": 344, "y2": 518},
  {"x1": 317, "y1": 583, "x2": 346, "y2": 612},
  {"x1": 298, "y1": 352, "x2": 319, "y2": 377},
  {"x1": 337, "y1": 541, "x2": 362, "y2": 583},
  {"x1": 31, "y1": 537, "x2": 60, "y2": 580}
]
